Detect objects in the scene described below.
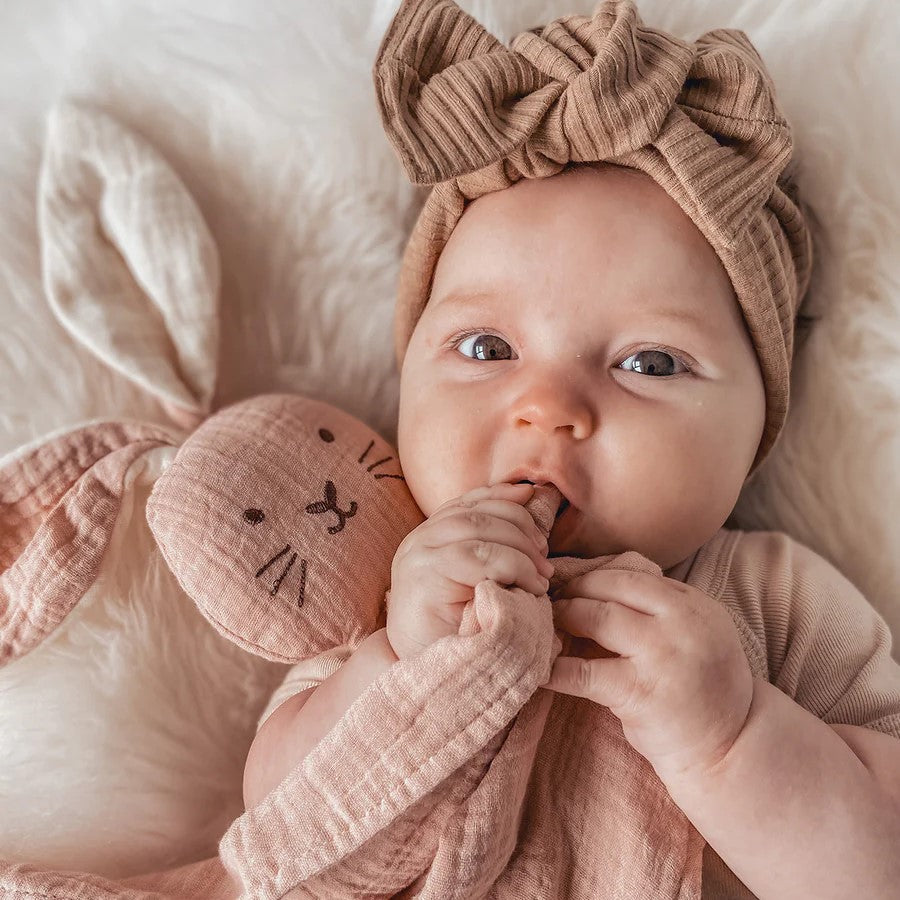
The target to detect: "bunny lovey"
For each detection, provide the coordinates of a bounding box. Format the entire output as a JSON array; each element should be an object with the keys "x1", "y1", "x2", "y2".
[{"x1": 1, "y1": 100, "x2": 708, "y2": 898}]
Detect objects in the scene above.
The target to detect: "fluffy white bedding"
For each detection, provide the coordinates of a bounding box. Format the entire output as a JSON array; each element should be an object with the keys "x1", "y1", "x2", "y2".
[{"x1": 1, "y1": 0, "x2": 898, "y2": 879}]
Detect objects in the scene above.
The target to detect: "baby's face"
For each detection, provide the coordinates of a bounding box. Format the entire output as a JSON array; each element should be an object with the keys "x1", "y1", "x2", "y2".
[{"x1": 397, "y1": 164, "x2": 765, "y2": 570}]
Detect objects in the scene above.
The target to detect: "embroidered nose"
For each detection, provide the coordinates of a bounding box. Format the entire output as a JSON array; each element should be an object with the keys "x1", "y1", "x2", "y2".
[{"x1": 306, "y1": 480, "x2": 358, "y2": 534}]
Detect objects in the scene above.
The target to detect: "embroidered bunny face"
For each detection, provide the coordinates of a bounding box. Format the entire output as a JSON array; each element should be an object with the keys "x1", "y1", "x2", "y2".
[
  {"x1": 147, "y1": 393, "x2": 424, "y2": 662},
  {"x1": 242, "y1": 424, "x2": 404, "y2": 605}
]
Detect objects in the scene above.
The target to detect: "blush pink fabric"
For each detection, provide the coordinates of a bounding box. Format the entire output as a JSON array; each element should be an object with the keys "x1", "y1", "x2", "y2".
[
  {"x1": 146, "y1": 393, "x2": 425, "y2": 663},
  {"x1": 0, "y1": 421, "x2": 176, "y2": 666},
  {"x1": 0, "y1": 396, "x2": 704, "y2": 896}
]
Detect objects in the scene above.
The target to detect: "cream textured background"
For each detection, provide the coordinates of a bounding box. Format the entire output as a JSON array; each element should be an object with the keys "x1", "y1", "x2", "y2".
[{"x1": 0, "y1": 0, "x2": 897, "y2": 879}]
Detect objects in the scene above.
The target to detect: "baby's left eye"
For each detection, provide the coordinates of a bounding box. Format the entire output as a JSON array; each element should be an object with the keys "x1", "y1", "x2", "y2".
[{"x1": 619, "y1": 349, "x2": 688, "y2": 376}]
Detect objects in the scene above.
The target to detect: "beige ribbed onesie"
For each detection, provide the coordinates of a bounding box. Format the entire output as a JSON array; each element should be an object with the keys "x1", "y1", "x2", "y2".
[{"x1": 260, "y1": 526, "x2": 900, "y2": 898}]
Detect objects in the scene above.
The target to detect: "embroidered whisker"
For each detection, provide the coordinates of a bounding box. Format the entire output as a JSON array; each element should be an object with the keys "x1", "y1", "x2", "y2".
[
  {"x1": 271, "y1": 551, "x2": 298, "y2": 597},
  {"x1": 366, "y1": 455, "x2": 393, "y2": 473},
  {"x1": 296, "y1": 557, "x2": 308, "y2": 609},
  {"x1": 256, "y1": 544, "x2": 291, "y2": 578}
]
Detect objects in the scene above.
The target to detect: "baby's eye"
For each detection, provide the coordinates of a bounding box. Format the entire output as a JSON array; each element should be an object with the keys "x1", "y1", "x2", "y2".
[
  {"x1": 619, "y1": 349, "x2": 688, "y2": 376},
  {"x1": 455, "y1": 332, "x2": 516, "y2": 361}
]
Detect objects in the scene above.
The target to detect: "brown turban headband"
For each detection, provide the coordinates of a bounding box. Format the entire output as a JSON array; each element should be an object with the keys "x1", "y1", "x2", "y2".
[{"x1": 373, "y1": 0, "x2": 813, "y2": 472}]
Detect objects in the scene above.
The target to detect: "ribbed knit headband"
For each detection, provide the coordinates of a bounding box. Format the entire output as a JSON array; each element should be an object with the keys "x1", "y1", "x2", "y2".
[{"x1": 373, "y1": 0, "x2": 813, "y2": 472}]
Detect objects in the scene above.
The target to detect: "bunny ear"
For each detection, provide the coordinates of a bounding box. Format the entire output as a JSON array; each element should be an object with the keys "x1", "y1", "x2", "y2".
[
  {"x1": 0, "y1": 421, "x2": 177, "y2": 667},
  {"x1": 38, "y1": 102, "x2": 221, "y2": 423}
]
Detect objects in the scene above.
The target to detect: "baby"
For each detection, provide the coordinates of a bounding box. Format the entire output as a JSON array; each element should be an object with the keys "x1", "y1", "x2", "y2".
[{"x1": 244, "y1": 1, "x2": 900, "y2": 896}]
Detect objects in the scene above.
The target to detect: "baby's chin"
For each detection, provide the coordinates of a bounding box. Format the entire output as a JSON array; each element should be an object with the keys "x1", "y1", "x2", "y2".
[
  {"x1": 550, "y1": 512, "x2": 698, "y2": 574},
  {"x1": 548, "y1": 506, "x2": 609, "y2": 559},
  {"x1": 547, "y1": 508, "x2": 643, "y2": 562}
]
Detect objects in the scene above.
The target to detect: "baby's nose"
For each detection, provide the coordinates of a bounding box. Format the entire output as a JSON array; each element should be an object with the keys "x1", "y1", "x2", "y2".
[{"x1": 512, "y1": 390, "x2": 593, "y2": 439}]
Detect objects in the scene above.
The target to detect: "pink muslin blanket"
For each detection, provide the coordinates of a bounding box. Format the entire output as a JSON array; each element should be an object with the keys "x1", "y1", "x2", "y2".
[{"x1": 1, "y1": 394, "x2": 703, "y2": 898}]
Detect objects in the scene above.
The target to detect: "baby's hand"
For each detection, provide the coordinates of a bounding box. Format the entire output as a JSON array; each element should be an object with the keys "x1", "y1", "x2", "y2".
[
  {"x1": 545, "y1": 570, "x2": 753, "y2": 784},
  {"x1": 386, "y1": 482, "x2": 554, "y2": 661}
]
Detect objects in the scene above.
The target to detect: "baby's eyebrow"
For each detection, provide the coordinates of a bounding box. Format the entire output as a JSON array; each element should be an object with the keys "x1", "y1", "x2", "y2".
[
  {"x1": 635, "y1": 306, "x2": 711, "y2": 331},
  {"x1": 430, "y1": 289, "x2": 496, "y2": 312},
  {"x1": 432, "y1": 289, "x2": 711, "y2": 332}
]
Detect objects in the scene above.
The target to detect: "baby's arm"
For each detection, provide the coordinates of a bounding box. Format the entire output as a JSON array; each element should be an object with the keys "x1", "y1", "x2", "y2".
[
  {"x1": 661, "y1": 679, "x2": 900, "y2": 899},
  {"x1": 242, "y1": 627, "x2": 398, "y2": 810},
  {"x1": 662, "y1": 533, "x2": 900, "y2": 898}
]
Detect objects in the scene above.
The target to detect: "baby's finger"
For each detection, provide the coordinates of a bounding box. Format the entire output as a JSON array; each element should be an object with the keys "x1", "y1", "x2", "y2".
[
  {"x1": 552, "y1": 596, "x2": 648, "y2": 658},
  {"x1": 429, "y1": 496, "x2": 548, "y2": 553},
  {"x1": 437, "y1": 540, "x2": 551, "y2": 597},
  {"x1": 541, "y1": 654, "x2": 636, "y2": 709},
  {"x1": 425, "y1": 509, "x2": 554, "y2": 578},
  {"x1": 433, "y1": 482, "x2": 535, "y2": 515}
]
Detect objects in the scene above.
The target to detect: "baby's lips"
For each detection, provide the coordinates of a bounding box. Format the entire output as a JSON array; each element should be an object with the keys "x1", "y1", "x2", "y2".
[{"x1": 525, "y1": 484, "x2": 565, "y2": 539}]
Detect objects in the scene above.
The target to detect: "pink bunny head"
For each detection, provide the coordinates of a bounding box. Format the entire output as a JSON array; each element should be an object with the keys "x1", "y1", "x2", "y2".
[
  {"x1": 0, "y1": 393, "x2": 423, "y2": 668},
  {"x1": 147, "y1": 392, "x2": 423, "y2": 661}
]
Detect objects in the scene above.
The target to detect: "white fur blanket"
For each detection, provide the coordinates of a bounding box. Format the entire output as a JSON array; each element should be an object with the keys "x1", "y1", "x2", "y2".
[{"x1": 1, "y1": 0, "x2": 898, "y2": 880}]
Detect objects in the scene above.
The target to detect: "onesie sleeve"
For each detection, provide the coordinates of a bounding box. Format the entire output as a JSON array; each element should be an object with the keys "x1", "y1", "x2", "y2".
[
  {"x1": 720, "y1": 531, "x2": 900, "y2": 739},
  {"x1": 256, "y1": 645, "x2": 353, "y2": 732}
]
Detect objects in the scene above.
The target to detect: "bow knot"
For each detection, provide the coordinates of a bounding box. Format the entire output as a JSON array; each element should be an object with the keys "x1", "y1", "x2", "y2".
[{"x1": 374, "y1": 0, "x2": 793, "y2": 248}]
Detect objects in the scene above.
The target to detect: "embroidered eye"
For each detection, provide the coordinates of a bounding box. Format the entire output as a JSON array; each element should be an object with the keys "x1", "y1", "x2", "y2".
[
  {"x1": 456, "y1": 332, "x2": 515, "y2": 361},
  {"x1": 318, "y1": 428, "x2": 335, "y2": 442},
  {"x1": 619, "y1": 349, "x2": 689, "y2": 377},
  {"x1": 243, "y1": 508, "x2": 265, "y2": 525}
]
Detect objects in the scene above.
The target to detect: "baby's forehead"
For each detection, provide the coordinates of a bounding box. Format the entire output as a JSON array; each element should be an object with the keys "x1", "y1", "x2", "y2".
[
  {"x1": 418, "y1": 165, "x2": 749, "y2": 355},
  {"x1": 437, "y1": 174, "x2": 721, "y2": 286}
]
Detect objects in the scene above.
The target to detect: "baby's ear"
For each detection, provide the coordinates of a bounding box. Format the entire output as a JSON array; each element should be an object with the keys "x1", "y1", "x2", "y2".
[
  {"x1": 0, "y1": 421, "x2": 177, "y2": 667},
  {"x1": 147, "y1": 394, "x2": 425, "y2": 662},
  {"x1": 38, "y1": 102, "x2": 220, "y2": 430}
]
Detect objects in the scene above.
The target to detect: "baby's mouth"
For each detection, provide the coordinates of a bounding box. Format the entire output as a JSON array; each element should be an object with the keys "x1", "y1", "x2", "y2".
[{"x1": 515, "y1": 479, "x2": 571, "y2": 519}]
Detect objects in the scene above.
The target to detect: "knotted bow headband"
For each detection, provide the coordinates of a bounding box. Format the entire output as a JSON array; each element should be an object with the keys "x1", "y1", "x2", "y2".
[{"x1": 373, "y1": 0, "x2": 814, "y2": 472}]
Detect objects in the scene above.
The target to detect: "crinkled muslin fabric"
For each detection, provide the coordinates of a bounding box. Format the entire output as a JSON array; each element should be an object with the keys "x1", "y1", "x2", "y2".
[
  {"x1": 373, "y1": 0, "x2": 814, "y2": 472},
  {"x1": 3, "y1": 473, "x2": 711, "y2": 899}
]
